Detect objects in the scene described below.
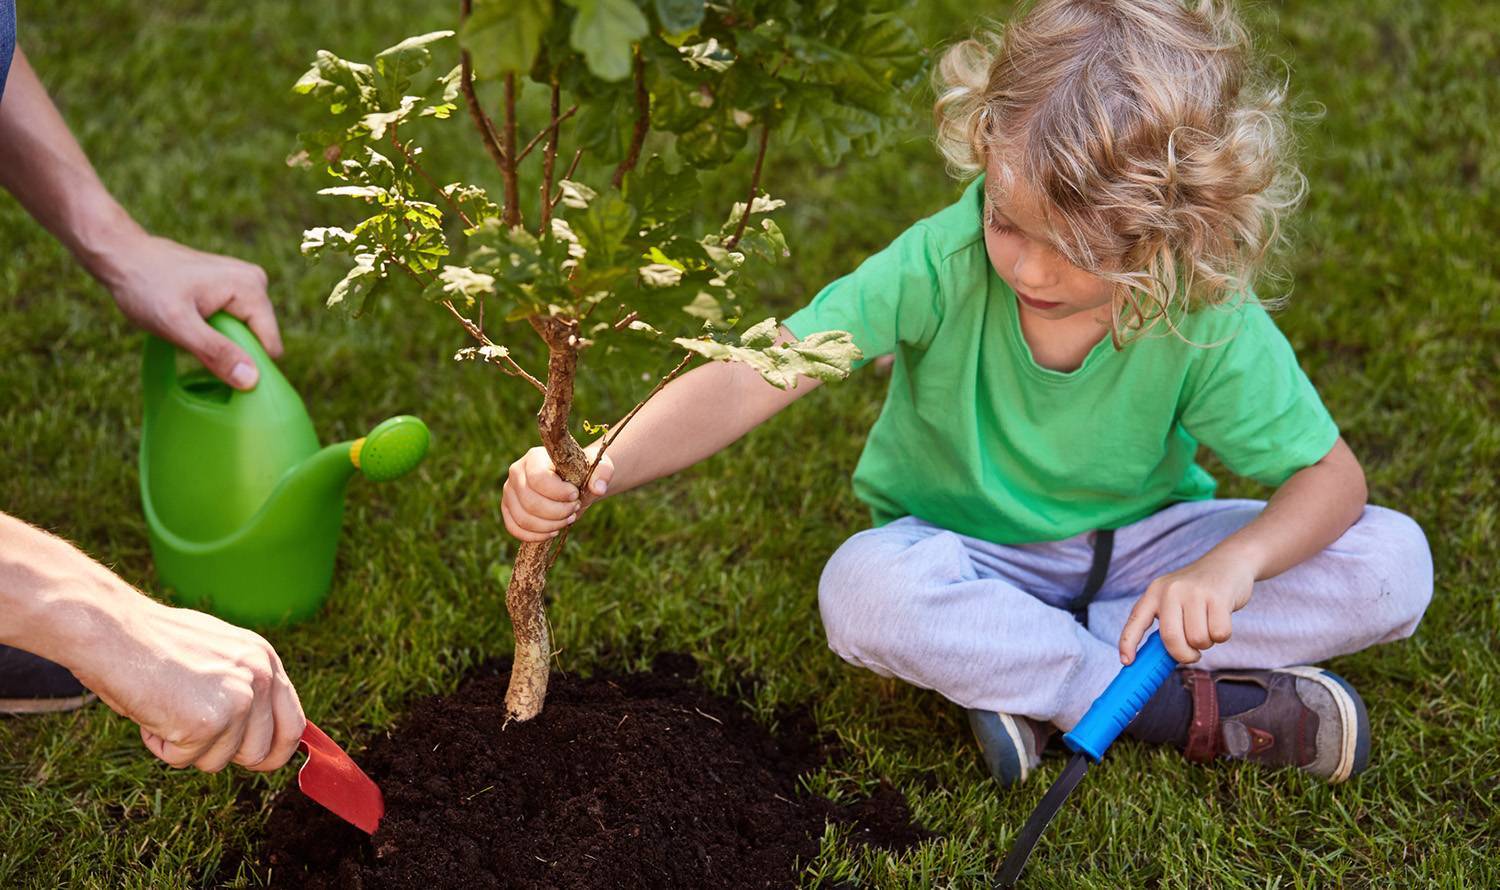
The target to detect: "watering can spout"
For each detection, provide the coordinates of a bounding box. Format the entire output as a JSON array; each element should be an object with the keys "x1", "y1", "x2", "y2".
[
  {"x1": 140, "y1": 313, "x2": 429, "y2": 626},
  {"x1": 253, "y1": 415, "x2": 430, "y2": 537}
]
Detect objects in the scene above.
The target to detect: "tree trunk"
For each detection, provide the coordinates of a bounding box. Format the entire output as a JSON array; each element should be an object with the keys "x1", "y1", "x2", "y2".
[{"x1": 504, "y1": 317, "x2": 587, "y2": 722}]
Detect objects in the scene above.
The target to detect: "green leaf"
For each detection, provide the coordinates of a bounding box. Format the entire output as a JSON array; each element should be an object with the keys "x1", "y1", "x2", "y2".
[
  {"x1": 681, "y1": 291, "x2": 726, "y2": 324},
  {"x1": 739, "y1": 317, "x2": 778, "y2": 348},
  {"x1": 564, "y1": 0, "x2": 648, "y2": 82},
  {"x1": 462, "y1": 0, "x2": 552, "y2": 77},
  {"x1": 301, "y1": 226, "x2": 357, "y2": 258},
  {"x1": 374, "y1": 30, "x2": 454, "y2": 102},
  {"x1": 677, "y1": 110, "x2": 748, "y2": 165},
  {"x1": 360, "y1": 94, "x2": 422, "y2": 141},
  {"x1": 420, "y1": 65, "x2": 464, "y2": 119},
  {"x1": 327, "y1": 253, "x2": 382, "y2": 310},
  {"x1": 572, "y1": 86, "x2": 636, "y2": 161},
  {"x1": 678, "y1": 38, "x2": 733, "y2": 72},
  {"x1": 571, "y1": 191, "x2": 637, "y2": 267},
  {"x1": 293, "y1": 50, "x2": 378, "y2": 115},
  {"x1": 781, "y1": 84, "x2": 882, "y2": 165},
  {"x1": 654, "y1": 0, "x2": 703, "y2": 34},
  {"x1": 318, "y1": 184, "x2": 390, "y2": 200},
  {"x1": 437, "y1": 265, "x2": 497, "y2": 306},
  {"x1": 672, "y1": 319, "x2": 861, "y2": 389},
  {"x1": 556, "y1": 179, "x2": 598, "y2": 209},
  {"x1": 638, "y1": 263, "x2": 683, "y2": 287}
]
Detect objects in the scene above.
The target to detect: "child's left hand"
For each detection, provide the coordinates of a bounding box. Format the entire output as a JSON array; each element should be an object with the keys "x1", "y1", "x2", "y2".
[{"x1": 1117, "y1": 553, "x2": 1256, "y2": 665}]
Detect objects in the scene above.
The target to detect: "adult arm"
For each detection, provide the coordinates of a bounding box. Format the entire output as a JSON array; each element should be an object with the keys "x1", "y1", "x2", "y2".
[
  {"x1": 1118, "y1": 437, "x2": 1368, "y2": 664},
  {"x1": 0, "y1": 46, "x2": 282, "y2": 388},
  {"x1": 0, "y1": 512, "x2": 305, "y2": 771},
  {"x1": 502, "y1": 327, "x2": 823, "y2": 541}
]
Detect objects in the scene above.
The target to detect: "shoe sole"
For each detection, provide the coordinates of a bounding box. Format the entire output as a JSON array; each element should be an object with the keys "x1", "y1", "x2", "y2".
[
  {"x1": 968, "y1": 710, "x2": 1033, "y2": 786},
  {"x1": 1279, "y1": 666, "x2": 1365, "y2": 783},
  {"x1": 0, "y1": 692, "x2": 97, "y2": 716}
]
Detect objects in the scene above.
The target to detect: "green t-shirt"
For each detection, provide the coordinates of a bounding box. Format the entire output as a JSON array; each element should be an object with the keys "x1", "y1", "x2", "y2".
[{"x1": 783, "y1": 177, "x2": 1339, "y2": 544}]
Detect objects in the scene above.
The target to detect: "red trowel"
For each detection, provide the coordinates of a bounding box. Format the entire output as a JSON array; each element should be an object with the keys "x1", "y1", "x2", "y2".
[{"x1": 296, "y1": 721, "x2": 384, "y2": 834}]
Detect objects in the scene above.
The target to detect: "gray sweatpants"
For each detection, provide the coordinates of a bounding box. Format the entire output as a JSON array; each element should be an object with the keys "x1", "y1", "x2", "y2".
[{"x1": 817, "y1": 500, "x2": 1433, "y2": 730}]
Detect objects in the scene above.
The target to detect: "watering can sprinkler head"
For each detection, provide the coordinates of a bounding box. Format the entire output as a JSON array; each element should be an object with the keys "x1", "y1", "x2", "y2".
[{"x1": 139, "y1": 313, "x2": 429, "y2": 627}]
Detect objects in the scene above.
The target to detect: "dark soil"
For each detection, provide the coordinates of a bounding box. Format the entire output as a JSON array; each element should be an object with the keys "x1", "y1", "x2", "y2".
[{"x1": 260, "y1": 654, "x2": 934, "y2": 889}]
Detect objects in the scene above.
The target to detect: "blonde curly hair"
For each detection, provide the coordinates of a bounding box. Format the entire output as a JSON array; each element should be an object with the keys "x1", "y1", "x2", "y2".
[{"x1": 933, "y1": 0, "x2": 1305, "y2": 342}]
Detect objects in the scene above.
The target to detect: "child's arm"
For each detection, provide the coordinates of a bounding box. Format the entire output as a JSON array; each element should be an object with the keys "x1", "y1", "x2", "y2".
[
  {"x1": 501, "y1": 327, "x2": 822, "y2": 542},
  {"x1": 1117, "y1": 437, "x2": 1368, "y2": 665}
]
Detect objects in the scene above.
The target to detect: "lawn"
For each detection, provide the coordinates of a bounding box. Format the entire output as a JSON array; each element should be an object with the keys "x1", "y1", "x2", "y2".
[{"x1": 0, "y1": 0, "x2": 1496, "y2": 887}]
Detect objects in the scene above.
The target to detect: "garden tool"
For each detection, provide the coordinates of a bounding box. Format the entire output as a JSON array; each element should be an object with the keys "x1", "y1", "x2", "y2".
[
  {"x1": 297, "y1": 721, "x2": 384, "y2": 834},
  {"x1": 996, "y1": 631, "x2": 1177, "y2": 887},
  {"x1": 140, "y1": 312, "x2": 430, "y2": 626}
]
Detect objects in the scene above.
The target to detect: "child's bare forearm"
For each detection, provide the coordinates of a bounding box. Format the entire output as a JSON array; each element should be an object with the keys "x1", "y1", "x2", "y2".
[
  {"x1": 1201, "y1": 436, "x2": 1368, "y2": 580},
  {"x1": 591, "y1": 327, "x2": 821, "y2": 496}
]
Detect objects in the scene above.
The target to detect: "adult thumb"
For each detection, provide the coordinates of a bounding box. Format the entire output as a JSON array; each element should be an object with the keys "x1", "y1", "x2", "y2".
[
  {"x1": 141, "y1": 727, "x2": 198, "y2": 769},
  {"x1": 178, "y1": 316, "x2": 260, "y2": 391}
]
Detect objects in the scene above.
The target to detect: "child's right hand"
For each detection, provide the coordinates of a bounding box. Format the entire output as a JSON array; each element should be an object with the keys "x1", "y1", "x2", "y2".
[{"x1": 501, "y1": 446, "x2": 615, "y2": 542}]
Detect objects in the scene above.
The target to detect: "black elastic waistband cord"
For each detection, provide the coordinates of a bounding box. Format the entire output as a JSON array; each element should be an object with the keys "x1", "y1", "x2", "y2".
[{"x1": 1069, "y1": 528, "x2": 1115, "y2": 628}]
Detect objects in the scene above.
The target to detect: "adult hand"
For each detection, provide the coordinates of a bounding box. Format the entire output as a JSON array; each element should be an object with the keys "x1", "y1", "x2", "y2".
[
  {"x1": 501, "y1": 445, "x2": 615, "y2": 543},
  {"x1": 70, "y1": 599, "x2": 306, "y2": 772},
  {"x1": 98, "y1": 232, "x2": 283, "y2": 390},
  {"x1": 1117, "y1": 552, "x2": 1255, "y2": 665}
]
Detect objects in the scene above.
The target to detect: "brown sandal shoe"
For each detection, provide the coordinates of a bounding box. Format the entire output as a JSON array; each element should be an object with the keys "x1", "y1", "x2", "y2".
[{"x1": 1182, "y1": 667, "x2": 1371, "y2": 784}]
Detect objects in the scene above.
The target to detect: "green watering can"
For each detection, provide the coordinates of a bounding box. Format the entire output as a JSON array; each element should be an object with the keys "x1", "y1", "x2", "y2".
[{"x1": 140, "y1": 313, "x2": 429, "y2": 626}]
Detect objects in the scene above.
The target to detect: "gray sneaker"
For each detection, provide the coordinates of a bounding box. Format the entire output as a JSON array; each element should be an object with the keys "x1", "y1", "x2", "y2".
[
  {"x1": 967, "y1": 709, "x2": 1055, "y2": 787},
  {"x1": 1181, "y1": 667, "x2": 1371, "y2": 784},
  {"x1": 0, "y1": 645, "x2": 96, "y2": 715}
]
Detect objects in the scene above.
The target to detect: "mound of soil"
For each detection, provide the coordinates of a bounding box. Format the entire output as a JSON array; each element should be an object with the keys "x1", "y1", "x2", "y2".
[{"x1": 260, "y1": 654, "x2": 933, "y2": 888}]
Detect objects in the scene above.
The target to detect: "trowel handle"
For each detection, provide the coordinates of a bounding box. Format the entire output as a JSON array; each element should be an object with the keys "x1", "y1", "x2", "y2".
[
  {"x1": 141, "y1": 313, "x2": 274, "y2": 412},
  {"x1": 1062, "y1": 632, "x2": 1177, "y2": 762}
]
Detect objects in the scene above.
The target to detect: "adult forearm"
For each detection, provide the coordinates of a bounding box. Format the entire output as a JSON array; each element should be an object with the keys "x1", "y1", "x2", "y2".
[
  {"x1": 1205, "y1": 437, "x2": 1368, "y2": 580},
  {"x1": 0, "y1": 47, "x2": 146, "y2": 280},
  {"x1": 0, "y1": 512, "x2": 141, "y2": 672},
  {"x1": 591, "y1": 335, "x2": 821, "y2": 496}
]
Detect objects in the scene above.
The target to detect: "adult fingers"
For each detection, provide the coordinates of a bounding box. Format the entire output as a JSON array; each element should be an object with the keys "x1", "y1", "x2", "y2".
[
  {"x1": 1117, "y1": 588, "x2": 1160, "y2": 665},
  {"x1": 192, "y1": 710, "x2": 250, "y2": 774},
  {"x1": 171, "y1": 312, "x2": 260, "y2": 391},
  {"x1": 230, "y1": 691, "x2": 277, "y2": 770},
  {"x1": 152, "y1": 730, "x2": 215, "y2": 770},
  {"x1": 223, "y1": 264, "x2": 283, "y2": 359},
  {"x1": 248, "y1": 672, "x2": 306, "y2": 772}
]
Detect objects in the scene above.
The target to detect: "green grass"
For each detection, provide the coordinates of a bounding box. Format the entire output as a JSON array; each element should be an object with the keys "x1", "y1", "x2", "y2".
[{"x1": 1, "y1": 1, "x2": 1496, "y2": 887}]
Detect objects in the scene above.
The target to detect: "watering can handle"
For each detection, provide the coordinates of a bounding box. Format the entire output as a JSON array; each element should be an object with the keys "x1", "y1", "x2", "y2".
[{"x1": 142, "y1": 313, "x2": 274, "y2": 415}]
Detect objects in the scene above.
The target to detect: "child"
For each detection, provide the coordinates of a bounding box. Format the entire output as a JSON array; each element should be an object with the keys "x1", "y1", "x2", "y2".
[{"x1": 501, "y1": 0, "x2": 1432, "y2": 787}]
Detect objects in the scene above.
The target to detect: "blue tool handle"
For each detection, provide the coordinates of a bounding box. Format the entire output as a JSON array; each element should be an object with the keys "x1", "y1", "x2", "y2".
[{"x1": 1062, "y1": 631, "x2": 1177, "y2": 762}]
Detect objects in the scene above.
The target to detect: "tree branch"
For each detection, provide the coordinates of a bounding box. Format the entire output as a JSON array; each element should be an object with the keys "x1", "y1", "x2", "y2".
[
  {"x1": 539, "y1": 81, "x2": 563, "y2": 231},
  {"x1": 390, "y1": 126, "x2": 475, "y2": 229},
  {"x1": 611, "y1": 50, "x2": 650, "y2": 189},
  {"x1": 548, "y1": 350, "x2": 696, "y2": 570},
  {"x1": 501, "y1": 74, "x2": 522, "y2": 226},
  {"x1": 518, "y1": 101, "x2": 578, "y2": 167},
  {"x1": 458, "y1": 0, "x2": 508, "y2": 176},
  {"x1": 549, "y1": 149, "x2": 585, "y2": 208},
  {"x1": 588, "y1": 351, "x2": 693, "y2": 483},
  {"x1": 725, "y1": 123, "x2": 771, "y2": 250},
  {"x1": 442, "y1": 299, "x2": 547, "y2": 393}
]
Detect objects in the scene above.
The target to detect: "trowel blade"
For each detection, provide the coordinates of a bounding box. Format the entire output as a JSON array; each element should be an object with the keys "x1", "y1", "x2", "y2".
[
  {"x1": 296, "y1": 720, "x2": 385, "y2": 835},
  {"x1": 995, "y1": 751, "x2": 1091, "y2": 887}
]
